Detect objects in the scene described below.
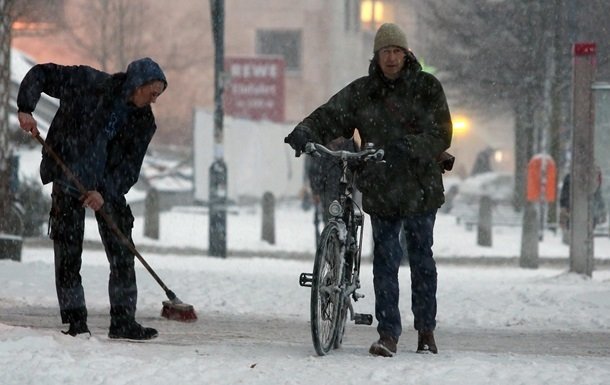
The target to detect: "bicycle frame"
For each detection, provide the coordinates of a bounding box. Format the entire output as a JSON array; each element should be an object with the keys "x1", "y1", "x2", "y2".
[
  {"x1": 299, "y1": 142, "x2": 383, "y2": 355},
  {"x1": 330, "y1": 157, "x2": 364, "y2": 317}
]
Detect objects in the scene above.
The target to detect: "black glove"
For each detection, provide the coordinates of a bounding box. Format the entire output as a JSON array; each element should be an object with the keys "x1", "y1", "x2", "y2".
[
  {"x1": 284, "y1": 128, "x2": 313, "y2": 156},
  {"x1": 437, "y1": 151, "x2": 455, "y2": 173}
]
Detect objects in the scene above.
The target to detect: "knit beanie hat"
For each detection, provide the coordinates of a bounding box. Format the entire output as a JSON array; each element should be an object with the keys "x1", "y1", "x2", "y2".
[{"x1": 373, "y1": 23, "x2": 408, "y2": 52}]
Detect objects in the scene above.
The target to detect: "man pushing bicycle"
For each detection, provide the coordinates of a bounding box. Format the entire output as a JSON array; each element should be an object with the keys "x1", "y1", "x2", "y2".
[{"x1": 285, "y1": 23, "x2": 452, "y2": 357}]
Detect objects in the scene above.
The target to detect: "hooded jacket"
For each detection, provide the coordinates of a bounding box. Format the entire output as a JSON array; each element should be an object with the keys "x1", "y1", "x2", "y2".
[
  {"x1": 17, "y1": 58, "x2": 167, "y2": 203},
  {"x1": 295, "y1": 53, "x2": 452, "y2": 217}
]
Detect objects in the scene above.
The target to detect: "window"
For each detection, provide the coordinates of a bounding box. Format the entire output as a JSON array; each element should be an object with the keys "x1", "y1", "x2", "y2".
[
  {"x1": 360, "y1": 0, "x2": 394, "y2": 31},
  {"x1": 256, "y1": 30, "x2": 302, "y2": 72}
]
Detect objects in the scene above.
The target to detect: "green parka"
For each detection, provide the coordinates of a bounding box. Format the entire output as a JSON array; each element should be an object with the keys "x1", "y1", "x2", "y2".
[{"x1": 295, "y1": 53, "x2": 452, "y2": 218}]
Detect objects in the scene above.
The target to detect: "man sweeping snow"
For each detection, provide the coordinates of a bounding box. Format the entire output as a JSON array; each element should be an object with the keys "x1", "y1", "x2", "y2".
[{"x1": 17, "y1": 58, "x2": 167, "y2": 340}]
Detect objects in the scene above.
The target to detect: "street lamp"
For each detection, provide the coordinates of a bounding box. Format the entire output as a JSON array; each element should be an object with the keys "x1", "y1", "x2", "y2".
[{"x1": 452, "y1": 115, "x2": 471, "y2": 137}]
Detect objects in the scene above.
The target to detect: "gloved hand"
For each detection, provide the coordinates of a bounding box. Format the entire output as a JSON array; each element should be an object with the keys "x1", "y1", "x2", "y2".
[
  {"x1": 284, "y1": 128, "x2": 313, "y2": 156},
  {"x1": 439, "y1": 152, "x2": 455, "y2": 172}
]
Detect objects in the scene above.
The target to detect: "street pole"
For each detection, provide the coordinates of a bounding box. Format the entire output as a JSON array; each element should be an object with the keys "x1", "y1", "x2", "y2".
[
  {"x1": 569, "y1": 42, "x2": 596, "y2": 277},
  {"x1": 208, "y1": 0, "x2": 227, "y2": 258},
  {"x1": 0, "y1": 0, "x2": 14, "y2": 232}
]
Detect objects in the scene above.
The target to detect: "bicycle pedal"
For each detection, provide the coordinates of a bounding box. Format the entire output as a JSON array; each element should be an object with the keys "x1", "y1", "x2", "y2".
[
  {"x1": 299, "y1": 273, "x2": 313, "y2": 287},
  {"x1": 354, "y1": 313, "x2": 373, "y2": 325}
]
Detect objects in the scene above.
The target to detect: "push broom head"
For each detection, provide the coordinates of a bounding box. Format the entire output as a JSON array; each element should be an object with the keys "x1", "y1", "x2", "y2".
[{"x1": 161, "y1": 300, "x2": 198, "y2": 322}]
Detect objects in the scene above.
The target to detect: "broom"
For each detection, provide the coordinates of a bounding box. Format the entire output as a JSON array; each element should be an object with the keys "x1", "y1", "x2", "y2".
[{"x1": 34, "y1": 134, "x2": 197, "y2": 322}]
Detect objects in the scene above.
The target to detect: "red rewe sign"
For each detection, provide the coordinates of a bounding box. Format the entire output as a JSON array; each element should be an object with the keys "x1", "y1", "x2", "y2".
[
  {"x1": 224, "y1": 57, "x2": 285, "y2": 122},
  {"x1": 574, "y1": 42, "x2": 596, "y2": 56}
]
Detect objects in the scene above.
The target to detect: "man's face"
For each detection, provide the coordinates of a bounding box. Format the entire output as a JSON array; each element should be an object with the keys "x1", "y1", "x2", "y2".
[
  {"x1": 131, "y1": 81, "x2": 165, "y2": 108},
  {"x1": 378, "y1": 46, "x2": 406, "y2": 80}
]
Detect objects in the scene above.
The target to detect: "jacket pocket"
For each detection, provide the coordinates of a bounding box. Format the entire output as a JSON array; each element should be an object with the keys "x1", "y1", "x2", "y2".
[{"x1": 355, "y1": 161, "x2": 387, "y2": 195}]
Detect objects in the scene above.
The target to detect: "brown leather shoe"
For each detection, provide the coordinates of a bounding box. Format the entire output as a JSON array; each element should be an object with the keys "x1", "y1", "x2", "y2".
[
  {"x1": 417, "y1": 330, "x2": 438, "y2": 354},
  {"x1": 369, "y1": 335, "x2": 398, "y2": 357}
]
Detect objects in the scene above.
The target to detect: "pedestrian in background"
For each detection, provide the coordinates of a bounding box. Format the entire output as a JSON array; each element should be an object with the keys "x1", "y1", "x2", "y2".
[
  {"x1": 17, "y1": 58, "x2": 167, "y2": 340},
  {"x1": 285, "y1": 23, "x2": 452, "y2": 356},
  {"x1": 559, "y1": 169, "x2": 607, "y2": 244}
]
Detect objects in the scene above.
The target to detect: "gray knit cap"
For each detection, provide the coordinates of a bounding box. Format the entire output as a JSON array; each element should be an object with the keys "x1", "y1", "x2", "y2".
[{"x1": 373, "y1": 23, "x2": 408, "y2": 52}]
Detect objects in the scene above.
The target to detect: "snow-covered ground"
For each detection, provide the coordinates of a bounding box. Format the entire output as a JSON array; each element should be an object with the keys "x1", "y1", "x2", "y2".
[{"x1": 2, "y1": 200, "x2": 610, "y2": 385}]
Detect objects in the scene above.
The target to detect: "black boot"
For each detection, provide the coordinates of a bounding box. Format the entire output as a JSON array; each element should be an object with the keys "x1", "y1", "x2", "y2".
[
  {"x1": 61, "y1": 319, "x2": 91, "y2": 337},
  {"x1": 369, "y1": 334, "x2": 398, "y2": 357},
  {"x1": 109, "y1": 306, "x2": 158, "y2": 340},
  {"x1": 417, "y1": 330, "x2": 438, "y2": 354},
  {"x1": 60, "y1": 308, "x2": 90, "y2": 337},
  {"x1": 108, "y1": 321, "x2": 158, "y2": 340}
]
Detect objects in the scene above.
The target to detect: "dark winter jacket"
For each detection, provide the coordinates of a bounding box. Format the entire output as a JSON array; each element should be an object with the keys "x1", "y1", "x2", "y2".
[
  {"x1": 294, "y1": 53, "x2": 452, "y2": 217},
  {"x1": 17, "y1": 59, "x2": 167, "y2": 203}
]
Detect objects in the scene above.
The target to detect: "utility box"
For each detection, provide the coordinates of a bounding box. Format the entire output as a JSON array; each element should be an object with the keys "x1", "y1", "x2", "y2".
[{"x1": 526, "y1": 154, "x2": 557, "y2": 203}]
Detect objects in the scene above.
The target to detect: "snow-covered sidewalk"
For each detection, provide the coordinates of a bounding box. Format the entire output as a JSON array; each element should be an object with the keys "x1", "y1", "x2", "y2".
[
  {"x1": 2, "y1": 241, "x2": 610, "y2": 384},
  {"x1": 3, "y1": 200, "x2": 610, "y2": 384}
]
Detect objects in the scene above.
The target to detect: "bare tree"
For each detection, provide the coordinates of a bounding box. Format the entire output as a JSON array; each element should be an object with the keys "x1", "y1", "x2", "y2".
[
  {"x1": 62, "y1": 0, "x2": 209, "y2": 72},
  {"x1": 58, "y1": 0, "x2": 211, "y2": 145},
  {"x1": 61, "y1": 0, "x2": 149, "y2": 72},
  {"x1": 416, "y1": 0, "x2": 610, "y2": 211}
]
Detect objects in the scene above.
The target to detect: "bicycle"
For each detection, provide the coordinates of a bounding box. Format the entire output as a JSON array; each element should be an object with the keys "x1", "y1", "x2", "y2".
[{"x1": 299, "y1": 141, "x2": 384, "y2": 356}]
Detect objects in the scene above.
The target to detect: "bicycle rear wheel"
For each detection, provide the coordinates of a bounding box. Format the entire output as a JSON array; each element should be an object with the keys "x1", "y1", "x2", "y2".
[{"x1": 310, "y1": 222, "x2": 344, "y2": 356}]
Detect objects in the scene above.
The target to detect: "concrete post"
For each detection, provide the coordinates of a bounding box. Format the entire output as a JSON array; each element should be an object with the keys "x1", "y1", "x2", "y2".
[
  {"x1": 261, "y1": 192, "x2": 275, "y2": 244},
  {"x1": 520, "y1": 202, "x2": 539, "y2": 268},
  {"x1": 144, "y1": 188, "x2": 160, "y2": 239},
  {"x1": 477, "y1": 195, "x2": 492, "y2": 247}
]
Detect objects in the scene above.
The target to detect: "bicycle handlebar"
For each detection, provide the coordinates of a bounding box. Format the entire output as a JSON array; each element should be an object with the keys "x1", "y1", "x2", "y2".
[{"x1": 305, "y1": 142, "x2": 384, "y2": 163}]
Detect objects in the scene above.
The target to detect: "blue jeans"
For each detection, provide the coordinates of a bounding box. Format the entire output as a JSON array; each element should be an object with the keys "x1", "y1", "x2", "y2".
[{"x1": 371, "y1": 210, "x2": 437, "y2": 340}]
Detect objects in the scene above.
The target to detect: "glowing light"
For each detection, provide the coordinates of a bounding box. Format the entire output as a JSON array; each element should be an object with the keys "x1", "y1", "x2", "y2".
[
  {"x1": 361, "y1": 1, "x2": 384, "y2": 24},
  {"x1": 452, "y1": 115, "x2": 470, "y2": 136},
  {"x1": 11, "y1": 21, "x2": 54, "y2": 31},
  {"x1": 494, "y1": 150, "x2": 503, "y2": 163}
]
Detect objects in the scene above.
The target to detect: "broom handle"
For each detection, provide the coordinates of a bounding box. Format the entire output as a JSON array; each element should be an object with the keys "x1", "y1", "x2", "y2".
[{"x1": 34, "y1": 134, "x2": 176, "y2": 299}]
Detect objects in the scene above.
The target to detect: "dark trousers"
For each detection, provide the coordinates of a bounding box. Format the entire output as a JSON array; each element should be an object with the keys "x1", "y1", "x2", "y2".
[
  {"x1": 50, "y1": 183, "x2": 137, "y2": 325},
  {"x1": 370, "y1": 210, "x2": 438, "y2": 340}
]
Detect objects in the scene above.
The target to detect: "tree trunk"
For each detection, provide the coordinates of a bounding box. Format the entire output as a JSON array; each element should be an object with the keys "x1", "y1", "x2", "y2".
[
  {"x1": 0, "y1": 0, "x2": 15, "y2": 233},
  {"x1": 513, "y1": 104, "x2": 528, "y2": 211},
  {"x1": 547, "y1": 3, "x2": 564, "y2": 229}
]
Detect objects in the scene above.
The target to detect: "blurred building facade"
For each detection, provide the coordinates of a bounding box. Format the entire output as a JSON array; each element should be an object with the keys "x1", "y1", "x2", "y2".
[
  {"x1": 221, "y1": 0, "x2": 418, "y2": 121},
  {"x1": 11, "y1": 0, "x2": 419, "y2": 144}
]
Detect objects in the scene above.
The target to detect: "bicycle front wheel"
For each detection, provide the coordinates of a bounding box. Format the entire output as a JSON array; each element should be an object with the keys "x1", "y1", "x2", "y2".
[{"x1": 310, "y1": 222, "x2": 344, "y2": 356}]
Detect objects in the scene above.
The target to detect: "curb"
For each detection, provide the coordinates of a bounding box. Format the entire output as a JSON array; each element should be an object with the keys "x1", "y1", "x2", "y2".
[{"x1": 22, "y1": 237, "x2": 610, "y2": 268}]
